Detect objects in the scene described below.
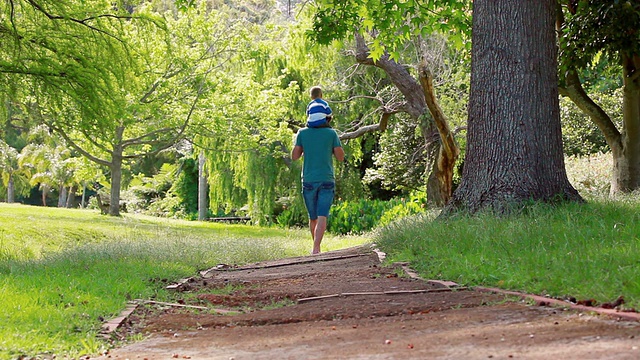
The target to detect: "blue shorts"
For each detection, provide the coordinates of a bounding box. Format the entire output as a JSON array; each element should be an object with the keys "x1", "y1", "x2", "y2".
[{"x1": 302, "y1": 181, "x2": 335, "y2": 220}]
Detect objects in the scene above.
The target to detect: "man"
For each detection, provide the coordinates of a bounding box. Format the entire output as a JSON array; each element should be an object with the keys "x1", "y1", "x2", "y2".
[{"x1": 292, "y1": 87, "x2": 344, "y2": 254}]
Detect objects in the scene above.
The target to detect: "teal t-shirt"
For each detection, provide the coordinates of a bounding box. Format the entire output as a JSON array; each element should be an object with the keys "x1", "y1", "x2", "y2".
[{"x1": 295, "y1": 127, "x2": 342, "y2": 182}]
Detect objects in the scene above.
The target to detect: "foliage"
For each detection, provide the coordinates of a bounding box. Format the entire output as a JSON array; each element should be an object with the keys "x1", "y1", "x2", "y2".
[
  {"x1": 0, "y1": 139, "x2": 30, "y2": 200},
  {"x1": 200, "y1": 4, "x2": 346, "y2": 224},
  {"x1": 309, "y1": 0, "x2": 471, "y2": 61},
  {"x1": 375, "y1": 198, "x2": 640, "y2": 309},
  {"x1": 125, "y1": 163, "x2": 177, "y2": 213},
  {"x1": 124, "y1": 157, "x2": 207, "y2": 219},
  {"x1": 274, "y1": 196, "x2": 308, "y2": 228},
  {"x1": 558, "y1": 0, "x2": 640, "y2": 72},
  {"x1": 377, "y1": 192, "x2": 427, "y2": 228},
  {"x1": 363, "y1": 114, "x2": 429, "y2": 192},
  {"x1": 0, "y1": 204, "x2": 370, "y2": 358},
  {"x1": 328, "y1": 192, "x2": 427, "y2": 234},
  {"x1": 0, "y1": 0, "x2": 148, "y2": 120},
  {"x1": 17, "y1": 126, "x2": 78, "y2": 205},
  {"x1": 170, "y1": 157, "x2": 199, "y2": 214}
]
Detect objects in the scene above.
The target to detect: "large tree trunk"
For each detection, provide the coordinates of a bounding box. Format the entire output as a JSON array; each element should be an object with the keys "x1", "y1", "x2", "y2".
[
  {"x1": 447, "y1": 0, "x2": 581, "y2": 214},
  {"x1": 109, "y1": 127, "x2": 125, "y2": 216},
  {"x1": 198, "y1": 150, "x2": 208, "y2": 221},
  {"x1": 7, "y1": 175, "x2": 15, "y2": 203}
]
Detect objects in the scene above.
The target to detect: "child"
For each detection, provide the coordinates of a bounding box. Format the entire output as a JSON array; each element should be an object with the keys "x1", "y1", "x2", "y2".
[{"x1": 306, "y1": 86, "x2": 333, "y2": 128}]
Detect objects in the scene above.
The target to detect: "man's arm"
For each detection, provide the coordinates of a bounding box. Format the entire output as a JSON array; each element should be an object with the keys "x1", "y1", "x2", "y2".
[
  {"x1": 333, "y1": 146, "x2": 345, "y2": 162},
  {"x1": 292, "y1": 145, "x2": 303, "y2": 161}
]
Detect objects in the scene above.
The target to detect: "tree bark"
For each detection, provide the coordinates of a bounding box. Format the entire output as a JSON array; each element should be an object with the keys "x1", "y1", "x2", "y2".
[
  {"x1": 66, "y1": 185, "x2": 76, "y2": 208},
  {"x1": 419, "y1": 65, "x2": 460, "y2": 205},
  {"x1": 110, "y1": 152, "x2": 123, "y2": 216},
  {"x1": 447, "y1": 0, "x2": 581, "y2": 214},
  {"x1": 41, "y1": 184, "x2": 49, "y2": 206},
  {"x1": 81, "y1": 182, "x2": 87, "y2": 208},
  {"x1": 7, "y1": 175, "x2": 15, "y2": 203},
  {"x1": 198, "y1": 150, "x2": 208, "y2": 221},
  {"x1": 617, "y1": 53, "x2": 640, "y2": 193},
  {"x1": 58, "y1": 185, "x2": 67, "y2": 208},
  {"x1": 109, "y1": 126, "x2": 125, "y2": 216}
]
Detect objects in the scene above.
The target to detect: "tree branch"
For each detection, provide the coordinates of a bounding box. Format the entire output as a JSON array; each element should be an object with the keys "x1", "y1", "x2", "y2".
[
  {"x1": 418, "y1": 63, "x2": 459, "y2": 161},
  {"x1": 26, "y1": 0, "x2": 134, "y2": 42},
  {"x1": 354, "y1": 32, "x2": 427, "y2": 120},
  {"x1": 562, "y1": 69, "x2": 622, "y2": 149},
  {"x1": 48, "y1": 122, "x2": 112, "y2": 167},
  {"x1": 339, "y1": 112, "x2": 392, "y2": 140},
  {"x1": 120, "y1": 126, "x2": 179, "y2": 147},
  {"x1": 123, "y1": 81, "x2": 205, "y2": 156}
]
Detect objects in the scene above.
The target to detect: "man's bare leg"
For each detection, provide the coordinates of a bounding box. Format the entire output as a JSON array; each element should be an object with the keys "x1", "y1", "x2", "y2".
[
  {"x1": 312, "y1": 216, "x2": 327, "y2": 254},
  {"x1": 309, "y1": 218, "x2": 317, "y2": 253},
  {"x1": 309, "y1": 218, "x2": 317, "y2": 240}
]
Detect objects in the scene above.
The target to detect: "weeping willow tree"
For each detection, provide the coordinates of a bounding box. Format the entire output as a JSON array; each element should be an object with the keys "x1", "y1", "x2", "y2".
[
  {"x1": 197, "y1": 3, "x2": 343, "y2": 224},
  {"x1": 201, "y1": 71, "x2": 303, "y2": 224}
]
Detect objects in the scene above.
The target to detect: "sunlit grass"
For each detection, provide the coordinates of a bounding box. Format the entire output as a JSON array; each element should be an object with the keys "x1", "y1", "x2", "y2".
[
  {"x1": 375, "y1": 198, "x2": 640, "y2": 308},
  {"x1": 0, "y1": 203, "x2": 369, "y2": 359}
]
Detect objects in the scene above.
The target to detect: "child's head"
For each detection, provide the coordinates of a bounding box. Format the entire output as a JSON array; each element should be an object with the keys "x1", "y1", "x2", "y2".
[{"x1": 310, "y1": 86, "x2": 323, "y2": 99}]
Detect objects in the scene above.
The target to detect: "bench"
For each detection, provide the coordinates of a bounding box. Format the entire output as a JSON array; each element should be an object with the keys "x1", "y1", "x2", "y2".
[{"x1": 208, "y1": 217, "x2": 251, "y2": 224}]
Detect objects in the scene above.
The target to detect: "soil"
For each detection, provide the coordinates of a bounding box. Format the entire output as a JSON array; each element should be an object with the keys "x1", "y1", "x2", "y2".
[{"x1": 99, "y1": 245, "x2": 640, "y2": 360}]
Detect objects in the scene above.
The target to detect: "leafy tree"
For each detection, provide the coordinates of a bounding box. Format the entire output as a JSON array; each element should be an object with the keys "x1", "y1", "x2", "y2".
[
  {"x1": 169, "y1": 157, "x2": 199, "y2": 215},
  {"x1": 311, "y1": 0, "x2": 581, "y2": 212},
  {"x1": 17, "y1": 126, "x2": 74, "y2": 206},
  {"x1": 6, "y1": 1, "x2": 240, "y2": 216},
  {"x1": 68, "y1": 155, "x2": 106, "y2": 208},
  {"x1": 0, "y1": 1, "x2": 146, "y2": 120},
  {"x1": 196, "y1": 3, "x2": 340, "y2": 223},
  {"x1": 0, "y1": 139, "x2": 30, "y2": 202},
  {"x1": 558, "y1": 0, "x2": 640, "y2": 194},
  {"x1": 309, "y1": 1, "x2": 470, "y2": 205}
]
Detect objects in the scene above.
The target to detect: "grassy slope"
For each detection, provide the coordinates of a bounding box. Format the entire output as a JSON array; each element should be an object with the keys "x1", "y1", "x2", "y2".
[
  {"x1": 376, "y1": 199, "x2": 640, "y2": 309},
  {"x1": 0, "y1": 204, "x2": 368, "y2": 359}
]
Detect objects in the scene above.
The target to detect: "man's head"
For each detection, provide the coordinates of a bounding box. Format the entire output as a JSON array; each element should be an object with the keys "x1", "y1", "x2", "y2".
[{"x1": 310, "y1": 86, "x2": 323, "y2": 99}]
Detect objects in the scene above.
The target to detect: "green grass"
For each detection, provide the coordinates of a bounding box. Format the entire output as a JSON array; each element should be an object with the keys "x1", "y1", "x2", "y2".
[
  {"x1": 375, "y1": 198, "x2": 640, "y2": 308},
  {"x1": 0, "y1": 203, "x2": 369, "y2": 359}
]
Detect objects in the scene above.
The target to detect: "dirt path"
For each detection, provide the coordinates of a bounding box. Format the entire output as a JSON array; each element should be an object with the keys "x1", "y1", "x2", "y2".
[{"x1": 100, "y1": 246, "x2": 640, "y2": 359}]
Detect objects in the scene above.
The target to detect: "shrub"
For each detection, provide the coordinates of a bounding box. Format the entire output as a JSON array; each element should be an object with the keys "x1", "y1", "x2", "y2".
[{"x1": 328, "y1": 192, "x2": 427, "y2": 235}]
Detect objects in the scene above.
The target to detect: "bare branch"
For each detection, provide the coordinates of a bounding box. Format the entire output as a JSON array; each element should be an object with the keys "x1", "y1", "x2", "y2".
[{"x1": 339, "y1": 112, "x2": 392, "y2": 140}]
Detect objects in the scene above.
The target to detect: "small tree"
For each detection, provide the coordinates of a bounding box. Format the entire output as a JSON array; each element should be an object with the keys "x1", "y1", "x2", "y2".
[
  {"x1": 558, "y1": 1, "x2": 640, "y2": 195},
  {"x1": 0, "y1": 140, "x2": 24, "y2": 203}
]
